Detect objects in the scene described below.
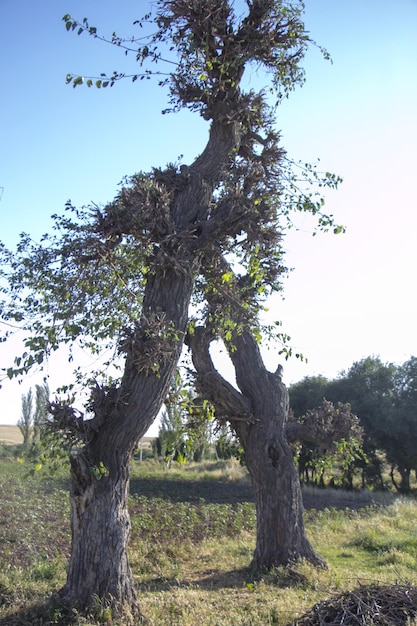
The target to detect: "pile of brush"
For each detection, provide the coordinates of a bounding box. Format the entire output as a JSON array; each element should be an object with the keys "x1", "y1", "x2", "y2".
[{"x1": 294, "y1": 583, "x2": 417, "y2": 625}]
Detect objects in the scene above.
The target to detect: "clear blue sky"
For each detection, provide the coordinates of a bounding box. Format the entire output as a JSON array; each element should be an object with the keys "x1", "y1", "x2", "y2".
[{"x1": 1, "y1": 0, "x2": 417, "y2": 426}]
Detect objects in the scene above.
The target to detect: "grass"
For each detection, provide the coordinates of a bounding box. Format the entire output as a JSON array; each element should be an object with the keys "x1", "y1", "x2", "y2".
[{"x1": 0, "y1": 455, "x2": 416, "y2": 625}]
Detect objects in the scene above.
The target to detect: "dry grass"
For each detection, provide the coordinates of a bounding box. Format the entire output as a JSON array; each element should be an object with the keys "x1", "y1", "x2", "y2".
[{"x1": 0, "y1": 425, "x2": 22, "y2": 445}]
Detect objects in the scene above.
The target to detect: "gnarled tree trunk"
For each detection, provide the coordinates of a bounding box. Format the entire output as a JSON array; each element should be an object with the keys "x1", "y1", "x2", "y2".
[
  {"x1": 58, "y1": 266, "x2": 195, "y2": 618},
  {"x1": 187, "y1": 327, "x2": 325, "y2": 570},
  {"x1": 60, "y1": 450, "x2": 137, "y2": 614},
  {"x1": 240, "y1": 364, "x2": 324, "y2": 569}
]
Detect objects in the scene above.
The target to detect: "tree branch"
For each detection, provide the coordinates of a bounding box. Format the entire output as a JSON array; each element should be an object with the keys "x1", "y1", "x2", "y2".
[{"x1": 186, "y1": 326, "x2": 254, "y2": 423}]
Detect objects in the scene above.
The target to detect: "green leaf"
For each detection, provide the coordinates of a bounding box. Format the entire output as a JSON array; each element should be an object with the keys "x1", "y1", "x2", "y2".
[{"x1": 221, "y1": 272, "x2": 232, "y2": 284}]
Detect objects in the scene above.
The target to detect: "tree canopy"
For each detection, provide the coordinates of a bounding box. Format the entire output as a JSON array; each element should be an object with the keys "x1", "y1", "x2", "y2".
[{"x1": 1, "y1": 0, "x2": 341, "y2": 394}]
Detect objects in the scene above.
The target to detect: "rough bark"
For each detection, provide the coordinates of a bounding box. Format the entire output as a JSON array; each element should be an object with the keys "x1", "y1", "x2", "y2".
[
  {"x1": 59, "y1": 451, "x2": 137, "y2": 616},
  {"x1": 187, "y1": 327, "x2": 326, "y2": 570}
]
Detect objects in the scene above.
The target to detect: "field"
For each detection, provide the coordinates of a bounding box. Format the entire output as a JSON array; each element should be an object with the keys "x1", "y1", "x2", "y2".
[
  {"x1": 0, "y1": 453, "x2": 417, "y2": 625},
  {"x1": 0, "y1": 425, "x2": 23, "y2": 445}
]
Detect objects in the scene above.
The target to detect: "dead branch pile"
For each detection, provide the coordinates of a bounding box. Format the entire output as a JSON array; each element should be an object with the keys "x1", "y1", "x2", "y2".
[{"x1": 293, "y1": 583, "x2": 417, "y2": 625}]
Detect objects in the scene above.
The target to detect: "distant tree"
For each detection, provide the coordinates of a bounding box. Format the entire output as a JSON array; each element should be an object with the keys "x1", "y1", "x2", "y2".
[
  {"x1": 332, "y1": 357, "x2": 396, "y2": 443},
  {"x1": 329, "y1": 357, "x2": 396, "y2": 488},
  {"x1": 18, "y1": 388, "x2": 33, "y2": 450},
  {"x1": 290, "y1": 399, "x2": 364, "y2": 489},
  {"x1": 157, "y1": 372, "x2": 187, "y2": 466},
  {"x1": 33, "y1": 382, "x2": 50, "y2": 447},
  {"x1": 289, "y1": 358, "x2": 396, "y2": 489},
  {"x1": 214, "y1": 423, "x2": 242, "y2": 460},
  {"x1": 156, "y1": 370, "x2": 213, "y2": 466},
  {"x1": 0, "y1": 0, "x2": 342, "y2": 618},
  {"x1": 289, "y1": 375, "x2": 330, "y2": 419},
  {"x1": 381, "y1": 357, "x2": 417, "y2": 492}
]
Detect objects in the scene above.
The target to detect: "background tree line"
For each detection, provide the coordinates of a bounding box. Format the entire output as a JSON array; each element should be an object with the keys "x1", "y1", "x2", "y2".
[{"x1": 289, "y1": 355, "x2": 417, "y2": 493}]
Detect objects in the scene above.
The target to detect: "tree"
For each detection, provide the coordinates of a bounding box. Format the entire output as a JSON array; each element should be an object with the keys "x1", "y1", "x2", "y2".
[
  {"x1": 332, "y1": 357, "x2": 396, "y2": 442},
  {"x1": 382, "y1": 357, "x2": 417, "y2": 492},
  {"x1": 290, "y1": 399, "x2": 364, "y2": 489},
  {"x1": 0, "y1": 0, "x2": 342, "y2": 618},
  {"x1": 188, "y1": 326, "x2": 326, "y2": 569},
  {"x1": 16, "y1": 383, "x2": 50, "y2": 455},
  {"x1": 188, "y1": 323, "x2": 361, "y2": 568},
  {"x1": 18, "y1": 388, "x2": 33, "y2": 450},
  {"x1": 289, "y1": 359, "x2": 396, "y2": 489},
  {"x1": 289, "y1": 375, "x2": 330, "y2": 419},
  {"x1": 214, "y1": 423, "x2": 241, "y2": 460},
  {"x1": 33, "y1": 382, "x2": 50, "y2": 448}
]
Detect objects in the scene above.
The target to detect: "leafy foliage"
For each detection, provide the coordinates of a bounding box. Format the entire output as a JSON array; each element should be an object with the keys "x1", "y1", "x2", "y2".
[
  {"x1": 62, "y1": 1, "x2": 331, "y2": 107},
  {"x1": 290, "y1": 356, "x2": 417, "y2": 491}
]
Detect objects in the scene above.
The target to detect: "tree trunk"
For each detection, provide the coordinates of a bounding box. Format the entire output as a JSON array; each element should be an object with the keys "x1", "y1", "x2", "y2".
[
  {"x1": 244, "y1": 404, "x2": 324, "y2": 570},
  {"x1": 187, "y1": 327, "x2": 326, "y2": 571},
  {"x1": 230, "y1": 333, "x2": 325, "y2": 570},
  {"x1": 59, "y1": 451, "x2": 137, "y2": 619},
  {"x1": 397, "y1": 465, "x2": 411, "y2": 493},
  {"x1": 56, "y1": 113, "x2": 244, "y2": 616},
  {"x1": 58, "y1": 265, "x2": 195, "y2": 618}
]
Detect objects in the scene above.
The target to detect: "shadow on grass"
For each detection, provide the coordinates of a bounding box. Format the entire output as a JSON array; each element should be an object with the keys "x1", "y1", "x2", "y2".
[
  {"x1": 0, "y1": 600, "x2": 78, "y2": 626},
  {"x1": 136, "y1": 566, "x2": 254, "y2": 593},
  {"x1": 129, "y1": 476, "x2": 395, "y2": 510},
  {"x1": 129, "y1": 476, "x2": 254, "y2": 504},
  {"x1": 137, "y1": 564, "x2": 305, "y2": 594},
  {"x1": 40, "y1": 468, "x2": 397, "y2": 511}
]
